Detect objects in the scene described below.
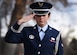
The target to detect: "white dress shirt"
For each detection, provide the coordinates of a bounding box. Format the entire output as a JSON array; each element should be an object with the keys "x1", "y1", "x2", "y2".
[{"x1": 37, "y1": 24, "x2": 48, "y2": 40}]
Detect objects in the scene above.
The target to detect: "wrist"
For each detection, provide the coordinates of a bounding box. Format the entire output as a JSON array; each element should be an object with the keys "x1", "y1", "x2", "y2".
[{"x1": 17, "y1": 19, "x2": 24, "y2": 25}]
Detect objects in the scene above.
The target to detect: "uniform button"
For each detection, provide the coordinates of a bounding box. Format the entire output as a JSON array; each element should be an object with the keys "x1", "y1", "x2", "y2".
[
  {"x1": 38, "y1": 51, "x2": 40, "y2": 54},
  {"x1": 38, "y1": 44, "x2": 41, "y2": 47}
]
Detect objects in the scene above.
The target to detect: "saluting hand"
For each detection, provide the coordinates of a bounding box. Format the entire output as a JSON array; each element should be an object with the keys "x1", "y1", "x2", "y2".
[{"x1": 18, "y1": 14, "x2": 35, "y2": 25}]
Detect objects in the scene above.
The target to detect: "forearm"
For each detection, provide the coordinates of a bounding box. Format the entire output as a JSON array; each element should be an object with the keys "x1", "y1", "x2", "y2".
[
  {"x1": 5, "y1": 14, "x2": 35, "y2": 43},
  {"x1": 5, "y1": 23, "x2": 24, "y2": 43},
  {"x1": 5, "y1": 21, "x2": 24, "y2": 43}
]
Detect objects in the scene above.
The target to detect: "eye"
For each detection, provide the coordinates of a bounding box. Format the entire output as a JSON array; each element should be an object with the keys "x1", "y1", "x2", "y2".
[
  {"x1": 35, "y1": 15, "x2": 41, "y2": 17},
  {"x1": 35, "y1": 15, "x2": 46, "y2": 17},
  {"x1": 42, "y1": 15, "x2": 45, "y2": 16}
]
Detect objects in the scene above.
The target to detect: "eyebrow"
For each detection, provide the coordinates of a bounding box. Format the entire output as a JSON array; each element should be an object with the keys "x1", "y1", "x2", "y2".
[{"x1": 35, "y1": 15, "x2": 46, "y2": 17}]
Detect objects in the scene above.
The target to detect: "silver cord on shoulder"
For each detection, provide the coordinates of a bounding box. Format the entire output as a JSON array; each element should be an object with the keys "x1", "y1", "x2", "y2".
[{"x1": 54, "y1": 32, "x2": 61, "y2": 55}]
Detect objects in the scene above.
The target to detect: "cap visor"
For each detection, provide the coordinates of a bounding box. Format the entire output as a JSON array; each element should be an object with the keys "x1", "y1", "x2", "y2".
[{"x1": 33, "y1": 11, "x2": 49, "y2": 15}]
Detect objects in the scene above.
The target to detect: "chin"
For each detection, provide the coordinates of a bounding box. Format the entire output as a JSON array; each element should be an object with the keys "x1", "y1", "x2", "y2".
[{"x1": 39, "y1": 24, "x2": 45, "y2": 27}]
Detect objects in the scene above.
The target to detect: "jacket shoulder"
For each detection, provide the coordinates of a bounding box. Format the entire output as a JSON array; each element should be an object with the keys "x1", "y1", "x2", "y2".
[
  {"x1": 51, "y1": 27, "x2": 60, "y2": 37},
  {"x1": 52, "y1": 28, "x2": 59, "y2": 33}
]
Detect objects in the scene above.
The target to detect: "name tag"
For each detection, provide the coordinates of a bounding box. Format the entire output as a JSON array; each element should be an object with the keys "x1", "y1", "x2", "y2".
[{"x1": 50, "y1": 37, "x2": 55, "y2": 42}]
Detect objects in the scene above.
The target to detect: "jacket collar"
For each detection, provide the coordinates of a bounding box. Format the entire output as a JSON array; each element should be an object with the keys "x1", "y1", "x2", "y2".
[
  {"x1": 37, "y1": 24, "x2": 48, "y2": 32},
  {"x1": 32, "y1": 25, "x2": 53, "y2": 42}
]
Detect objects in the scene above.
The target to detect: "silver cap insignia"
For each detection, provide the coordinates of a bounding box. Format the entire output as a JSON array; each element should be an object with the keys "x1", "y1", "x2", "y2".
[{"x1": 38, "y1": 2, "x2": 43, "y2": 7}]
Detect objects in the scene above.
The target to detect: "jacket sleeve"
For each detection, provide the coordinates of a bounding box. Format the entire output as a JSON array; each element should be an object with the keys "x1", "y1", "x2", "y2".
[
  {"x1": 57, "y1": 35, "x2": 64, "y2": 55},
  {"x1": 5, "y1": 22, "x2": 25, "y2": 43}
]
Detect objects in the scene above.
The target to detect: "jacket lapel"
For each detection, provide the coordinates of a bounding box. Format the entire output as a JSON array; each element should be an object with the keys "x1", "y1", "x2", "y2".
[
  {"x1": 42, "y1": 25, "x2": 53, "y2": 42},
  {"x1": 32, "y1": 25, "x2": 40, "y2": 41}
]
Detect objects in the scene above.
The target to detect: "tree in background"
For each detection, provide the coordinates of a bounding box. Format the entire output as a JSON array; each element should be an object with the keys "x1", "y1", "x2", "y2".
[
  {"x1": 9, "y1": 0, "x2": 26, "y2": 27},
  {"x1": 3, "y1": 0, "x2": 34, "y2": 55}
]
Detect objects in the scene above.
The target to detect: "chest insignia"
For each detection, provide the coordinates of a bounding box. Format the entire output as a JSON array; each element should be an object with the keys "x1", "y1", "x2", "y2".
[
  {"x1": 29, "y1": 35, "x2": 35, "y2": 39},
  {"x1": 50, "y1": 37, "x2": 55, "y2": 42}
]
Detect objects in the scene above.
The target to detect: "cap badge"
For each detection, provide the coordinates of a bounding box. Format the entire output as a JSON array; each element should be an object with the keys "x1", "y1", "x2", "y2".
[
  {"x1": 29, "y1": 35, "x2": 35, "y2": 39},
  {"x1": 38, "y1": 2, "x2": 43, "y2": 7}
]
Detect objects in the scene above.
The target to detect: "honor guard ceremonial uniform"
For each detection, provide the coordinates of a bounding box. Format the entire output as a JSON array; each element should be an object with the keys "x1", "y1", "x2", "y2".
[{"x1": 5, "y1": 2, "x2": 64, "y2": 55}]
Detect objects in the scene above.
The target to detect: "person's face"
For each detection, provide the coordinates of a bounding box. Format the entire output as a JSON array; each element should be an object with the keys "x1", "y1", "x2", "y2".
[{"x1": 34, "y1": 14, "x2": 50, "y2": 27}]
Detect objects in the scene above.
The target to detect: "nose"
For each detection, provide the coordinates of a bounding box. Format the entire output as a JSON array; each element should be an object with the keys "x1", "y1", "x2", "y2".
[{"x1": 40, "y1": 16, "x2": 43, "y2": 18}]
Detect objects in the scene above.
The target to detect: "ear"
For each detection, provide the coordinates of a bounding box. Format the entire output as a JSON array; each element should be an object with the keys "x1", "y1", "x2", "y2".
[{"x1": 48, "y1": 15, "x2": 50, "y2": 18}]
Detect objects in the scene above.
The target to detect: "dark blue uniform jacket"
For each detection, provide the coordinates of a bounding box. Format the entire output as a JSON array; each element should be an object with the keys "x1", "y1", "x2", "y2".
[{"x1": 5, "y1": 23, "x2": 63, "y2": 55}]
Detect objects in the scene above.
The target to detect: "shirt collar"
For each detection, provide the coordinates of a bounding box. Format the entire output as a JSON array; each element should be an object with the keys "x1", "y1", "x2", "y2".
[{"x1": 37, "y1": 24, "x2": 48, "y2": 32}]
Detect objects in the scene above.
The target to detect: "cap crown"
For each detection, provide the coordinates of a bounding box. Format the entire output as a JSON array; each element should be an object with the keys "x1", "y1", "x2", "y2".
[
  {"x1": 30, "y1": 2, "x2": 53, "y2": 15},
  {"x1": 30, "y1": 2, "x2": 53, "y2": 9}
]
